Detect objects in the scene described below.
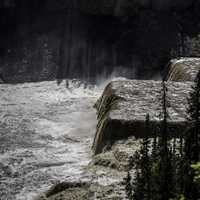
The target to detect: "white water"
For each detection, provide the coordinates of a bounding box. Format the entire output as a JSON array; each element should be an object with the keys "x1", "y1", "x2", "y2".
[{"x1": 0, "y1": 79, "x2": 103, "y2": 200}]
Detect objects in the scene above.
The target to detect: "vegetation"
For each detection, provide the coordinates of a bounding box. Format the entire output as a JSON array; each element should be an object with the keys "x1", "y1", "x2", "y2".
[
  {"x1": 191, "y1": 162, "x2": 200, "y2": 187},
  {"x1": 125, "y1": 73, "x2": 200, "y2": 200}
]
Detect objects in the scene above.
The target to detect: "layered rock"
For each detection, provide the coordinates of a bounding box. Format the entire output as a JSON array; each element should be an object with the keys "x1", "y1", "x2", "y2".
[
  {"x1": 166, "y1": 58, "x2": 200, "y2": 81},
  {"x1": 93, "y1": 80, "x2": 192, "y2": 154}
]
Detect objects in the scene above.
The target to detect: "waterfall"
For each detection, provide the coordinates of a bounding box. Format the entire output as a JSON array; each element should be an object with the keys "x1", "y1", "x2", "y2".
[{"x1": 166, "y1": 58, "x2": 200, "y2": 81}]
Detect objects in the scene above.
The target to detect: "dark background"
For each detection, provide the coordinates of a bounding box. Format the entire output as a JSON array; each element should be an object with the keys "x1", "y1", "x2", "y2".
[{"x1": 0, "y1": 0, "x2": 200, "y2": 83}]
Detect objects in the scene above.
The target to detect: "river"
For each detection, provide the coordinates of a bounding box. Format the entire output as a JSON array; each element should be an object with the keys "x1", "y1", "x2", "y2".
[{"x1": 0, "y1": 79, "x2": 103, "y2": 200}]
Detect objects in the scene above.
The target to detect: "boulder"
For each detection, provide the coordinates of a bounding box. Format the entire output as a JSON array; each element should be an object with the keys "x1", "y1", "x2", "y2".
[
  {"x1": 166, "y1": 58, "x2": 200, "y2": 82},
  {"x1": 35, "y1": 180, "x2": 126, "y2": 200},
  {"x1": 91, "y1": 137, "x2": 140, "y2": 171},
  {"x1": 93, "y1": 80, "x2": 192, "y2": 154}
]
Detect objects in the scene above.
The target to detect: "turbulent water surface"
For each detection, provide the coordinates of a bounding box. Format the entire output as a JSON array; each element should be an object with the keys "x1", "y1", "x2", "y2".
[{"x1": 0, "y1": 80, "x2": 102, "y2": 200}]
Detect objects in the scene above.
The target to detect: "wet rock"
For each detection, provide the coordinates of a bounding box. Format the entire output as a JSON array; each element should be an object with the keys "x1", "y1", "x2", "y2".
[
  {"x1": 43, "y1": 182, "x2": 90, "y2": 200},
  {"x1": 166, "y1": 58, "x2": 200, "y2": 82},
  {"x1": 35, "y1": 182, "x2": 91, "y2": 200},
  {"x1": 91, "y1": 151, "x2": 119, "y2": 169},
  {"x1": 93, "y1": 80, "x2": 192, "y2": 154},
  {"x1": 35, "y1": 181, "x2": 126, "y2": 200},
  {"x1": 91, "y1": 137, "x2": 140, "y2": 171}
]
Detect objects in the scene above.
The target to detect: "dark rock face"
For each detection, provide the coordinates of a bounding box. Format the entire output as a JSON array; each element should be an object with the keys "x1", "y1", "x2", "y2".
[
  {"x1": 80, "y1": 0, "x2": 194, "y2": 15},
  {"x1": 166, "y1": 58, "x2": 200, "y2": 81},
  {"x1": 93, "y1": 80, "x2": 192, "y2": 154},
  {"x1": 1, "y1": 0, "x2": 200, "y2": 82}
]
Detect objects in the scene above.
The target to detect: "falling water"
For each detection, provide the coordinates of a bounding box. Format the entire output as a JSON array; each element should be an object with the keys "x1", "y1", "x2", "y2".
[{"x1": 166, "y1": 58, "x2": 200, "y2": 81}]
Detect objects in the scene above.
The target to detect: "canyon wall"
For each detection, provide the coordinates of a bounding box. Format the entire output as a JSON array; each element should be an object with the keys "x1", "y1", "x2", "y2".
[{"x1": 0, "y1": 0, "x2": 200, "y2": 83}]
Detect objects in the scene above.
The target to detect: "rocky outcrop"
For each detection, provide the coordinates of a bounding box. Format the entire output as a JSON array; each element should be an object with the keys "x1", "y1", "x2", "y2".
[
  {"x1": 93, "y1": 80, "x2": 192, "y2": 154},
  {"x1": 166, "y1": 58, "x2": 200, "y2": 81},
  {"x1": 36, "y1": 181, "x2": 126, "y2": 200},
  {"x1": 35, "y1": 182, "x2": 91, "y2": 200},
  {"x1": 91, "y1": 137, "x2": 140, "y2": 171}
]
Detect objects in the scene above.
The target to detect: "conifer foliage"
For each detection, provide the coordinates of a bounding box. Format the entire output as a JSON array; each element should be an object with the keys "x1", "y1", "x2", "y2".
[
  {"x1": 185, "y1": 70, "x2": 200, "y2": 163},
  {"x1": 125, "y1": 114, "x2": 152, "y2": 200},
  {"x1": 157, "y1": 81, "x2": 175, "y2": 200},
  {"x1": 125, "y1": 74, "x2": 200, "y2": 200},
  {"x1": 183, "y1": 70, "x2": 200, "y2": 199}
]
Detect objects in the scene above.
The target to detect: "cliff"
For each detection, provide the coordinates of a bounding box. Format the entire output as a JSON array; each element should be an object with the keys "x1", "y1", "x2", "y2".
[{"x1": 1, "y1": 0, "x2": 200, "y2": 82}]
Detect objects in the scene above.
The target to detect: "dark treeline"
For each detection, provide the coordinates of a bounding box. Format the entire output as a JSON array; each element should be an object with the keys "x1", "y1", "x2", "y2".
[{"x1": 125, "y1": 72, "x2": 200, "y2": 200}]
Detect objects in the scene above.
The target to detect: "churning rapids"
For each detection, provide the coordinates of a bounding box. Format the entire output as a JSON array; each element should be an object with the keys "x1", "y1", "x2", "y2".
[{"x1": 0, "y1": 79, "x2": 112, "y2": 200}]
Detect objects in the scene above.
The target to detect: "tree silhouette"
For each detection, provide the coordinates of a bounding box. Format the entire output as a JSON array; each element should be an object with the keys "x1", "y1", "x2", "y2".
[
  {"x1": 183, "y1": 70, "x2": 200, "y2": 199},
  {"x1": 157, "y1": 81, "x2": 175, "y2": 200},
  {"x1": 131, "y1": 114, "x2": 152, "y2": 200}
]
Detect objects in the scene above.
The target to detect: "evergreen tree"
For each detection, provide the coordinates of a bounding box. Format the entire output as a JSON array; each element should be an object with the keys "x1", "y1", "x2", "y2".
[
  {"x1": 183, "y1": 70, "x2": 200, "y2": 199},
  {"x1": 157, "y1": 81, "x2": 175, "y2": 200},
  {"x1": 151, "y1": 130, "x2": 158, "y2": 161},
  {"x1": 132, "y1": 114, "x2": 152, "y2": 200},
  {"x1": 125, "y1": 171, "x2": 133, "y2": 200},
  {"x1": 171, "y1": 138, "x2": 179, "y2": 196},
  {"x1": 132, "y1": 161, "x2": 144, "y2": 200},
  {"x1": 191, "y1": 162, "x2": 200, "y2": 194},
  {"x1": 176, "y1": 136, "x2": 184, "y2": 194},
  {"x1": 150, "y1": 128, "x2": 160, "y2": 200},
  {"x1": 186, "y1": 70, "x2": 200, "y2": 163}
]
